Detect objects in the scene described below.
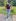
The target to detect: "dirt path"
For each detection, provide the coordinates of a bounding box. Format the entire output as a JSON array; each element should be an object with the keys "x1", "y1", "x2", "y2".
[
  {"x1": 0, "y1": 14, "x2": 16, "y2": 21},
  {"x1": 0, "y1": 14, "x2": 12, "y2": 21},
  {"x1": 0, "y1": 14, "x2": 4, "y2": 21},
  {"x1": 13, "y1": 15, "x2": 16, "y2": 21}
]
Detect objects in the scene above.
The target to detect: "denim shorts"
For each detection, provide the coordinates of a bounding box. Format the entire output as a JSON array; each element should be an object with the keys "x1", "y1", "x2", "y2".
[{"x1": 6, "y1": 9, "x2": 11, "y2": 17}]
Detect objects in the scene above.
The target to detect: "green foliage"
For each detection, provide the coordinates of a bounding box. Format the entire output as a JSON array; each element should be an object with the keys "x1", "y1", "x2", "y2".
[
  {"x1": 0, "y1": 1, "x2": 4, "y2": 6},
  {"x1": 11, "y1": 10, "x2": 13, "y2": 12},
  {"x1": 10, "y1": 1, "x2": 16, "y2": 6},
  {"x1": 4, "y1": 0, "x2": 8, "y2": 6},
  {"x1": 13, "y1": 2, "x2": 16, "y2": 6},
  {"x1": 10, "y1": 1, "x2": 13, "y2": 5}
]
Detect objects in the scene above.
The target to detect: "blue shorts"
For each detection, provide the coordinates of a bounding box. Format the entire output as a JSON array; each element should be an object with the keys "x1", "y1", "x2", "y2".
[{"x1": 6, "y1": 9, "x2": 11, "y2": 17}]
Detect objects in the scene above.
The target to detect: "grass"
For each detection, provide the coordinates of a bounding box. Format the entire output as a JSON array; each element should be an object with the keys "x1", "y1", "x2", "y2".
[
  {"x1": 11, "y1": 6, "x2": 16, "y2": 14},
  {"x1": 0, "y1": 6, "x2": 7, "y2": 15},
  {"x1": 0, "y1": 6, "x2": 16, "y2": 15}
]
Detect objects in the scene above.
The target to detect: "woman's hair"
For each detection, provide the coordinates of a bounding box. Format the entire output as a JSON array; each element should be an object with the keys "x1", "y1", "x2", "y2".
[{"x1": 6, "y1": 4, "x2": 11, "y2": 6}]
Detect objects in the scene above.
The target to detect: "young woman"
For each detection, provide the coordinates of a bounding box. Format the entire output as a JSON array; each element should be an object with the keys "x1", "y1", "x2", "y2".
[
  {"x1": 6, "y1": 3, "x2": 11, "y2": 18},
  {"x1": 5, "y1": 3, "x2": 12, "y2": 21},
  {"x1": 6, "y1": 3, "x2": 11, "y2": 19}
]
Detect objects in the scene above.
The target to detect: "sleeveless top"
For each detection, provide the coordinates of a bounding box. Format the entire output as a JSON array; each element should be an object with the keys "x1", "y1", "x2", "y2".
[{"x1": 6, "y1": 4, "x2": 10, "y2": 9}]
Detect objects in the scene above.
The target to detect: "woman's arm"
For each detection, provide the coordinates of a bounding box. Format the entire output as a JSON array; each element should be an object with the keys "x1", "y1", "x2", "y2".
[{"x1": 10, "y1": 6, "x2": 12, "y2": 10}]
